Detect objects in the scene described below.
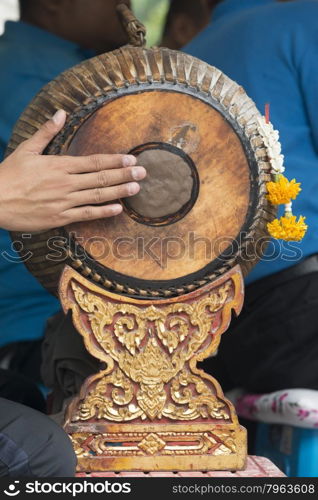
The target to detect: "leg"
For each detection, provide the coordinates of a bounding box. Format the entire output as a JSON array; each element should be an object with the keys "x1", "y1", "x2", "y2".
[
  {"x1": 41, "y1": 311, "x2": 100, "y2": 414},
  {"x1": 0, "y1": 398, "x2": 76, "y2": 477},
  {"x1": 9, "y1": 340, "x2": 43, "y2": 385},
  {"x1": 206, "y1": 271, "x2": 318, "y2": 393}
]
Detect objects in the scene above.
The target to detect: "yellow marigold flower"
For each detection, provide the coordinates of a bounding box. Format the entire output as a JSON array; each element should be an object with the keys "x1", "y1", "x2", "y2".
[
  {"x1": 266, "y1": 175, "x2": 301, "y2": 205},
  {"x1": 267, "y1": 215, "x2": 308, "y2": 242}
]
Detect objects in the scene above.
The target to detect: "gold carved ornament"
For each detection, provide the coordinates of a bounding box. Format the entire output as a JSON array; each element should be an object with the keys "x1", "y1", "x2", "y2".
[
  {"x1": 70, "y1": 428, "x2": 237, "y2": 458},
  {"x1": 68, "y1": 279, "x2": 233, "y2": 423}
]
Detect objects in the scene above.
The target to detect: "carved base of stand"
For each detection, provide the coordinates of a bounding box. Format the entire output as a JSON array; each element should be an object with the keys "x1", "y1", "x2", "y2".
[
  {"x1": 60, "y1": 265, "x2": 247, "y2": 472},
  {"x1": 68, "y1": 423, "x2": 247, "y2": 472}
]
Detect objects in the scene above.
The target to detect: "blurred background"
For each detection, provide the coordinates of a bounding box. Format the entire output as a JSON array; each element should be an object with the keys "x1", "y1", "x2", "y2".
[
  {"x1": 0, "y1": 0, "x2": 169, "y2": 45},
  {"x1": 0, "y1": 0, "x2": 19, "y2": 34},
  {"x1": 132, "y1": 0, "x2": 169, "y2": 46}
]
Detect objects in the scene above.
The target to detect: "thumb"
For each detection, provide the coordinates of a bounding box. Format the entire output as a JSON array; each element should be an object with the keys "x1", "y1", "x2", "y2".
[{"x1": 21, "y1": 109, "x2": 66, "y2": 154}]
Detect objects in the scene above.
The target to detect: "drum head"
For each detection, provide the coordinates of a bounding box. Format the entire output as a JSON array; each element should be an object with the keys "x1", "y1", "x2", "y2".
[{"x1": 7, "y1": 47, "x2": 276, "y2": 298}]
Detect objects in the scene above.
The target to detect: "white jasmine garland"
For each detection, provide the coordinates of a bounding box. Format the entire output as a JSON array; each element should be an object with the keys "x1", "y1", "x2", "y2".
[
  {"x1": 256, "y1": 117, "x2": 307, "y2": 240},
  {"x1": 257, "y1": 116, "x2": 291, "y2": 217},
  {"x1": 285, "y1": 201, "x2": 293, "y2": 214},
  {"x1": 256, "y1": 116, "x2": 285, "y2": 174}
]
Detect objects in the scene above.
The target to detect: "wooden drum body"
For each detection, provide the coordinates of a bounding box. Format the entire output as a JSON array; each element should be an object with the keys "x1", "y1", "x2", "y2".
[{"x1": 7, "y1": 46, "x2": 278, "y2": 472}]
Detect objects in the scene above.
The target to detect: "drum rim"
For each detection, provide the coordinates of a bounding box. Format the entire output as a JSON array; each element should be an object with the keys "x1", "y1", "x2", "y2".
[
  {"x1": 56, "y1": 84, "x2": 261, "y2": 296},
  {"x1": 7, "y1": 46, "x2": 277, "y2": 298}
]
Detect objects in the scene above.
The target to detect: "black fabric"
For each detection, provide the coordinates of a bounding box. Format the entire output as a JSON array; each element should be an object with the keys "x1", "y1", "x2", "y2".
[
  {"x1": 239, "y1": 254, "x2": 318, "y2": 300},
  {"x1": 0, "y1": 430, "x2": 31, "y2": 477},
  {"x1": 41, "y1": 311, "x2": 100, "y2": 414},
  {"x1": 9, "y1": 340, "x2": 43, "y2": 384},
  {"x1": 0, "y1": 369, "x2": 46, "y2": 412},
  {"x1": 201, "y1": 268, "x2": 318, "y2": 393},
  {"x1": 0, "y1": 398, "x2": 76, "y2": 477},
  {"x1": 0, "y1": 340, "x2": 45, "y2": 413}
]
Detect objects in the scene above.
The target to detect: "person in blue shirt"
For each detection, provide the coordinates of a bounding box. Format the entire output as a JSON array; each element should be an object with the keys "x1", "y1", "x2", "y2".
[
  {"x1": 0, "y1": 0, "x2": 145, "y2": 392},
  {"x1": 185, "y1": 0, "x2": 318, "y2": 393},
  {"x1": 161, "y1": 0, "x2": 213, "y2": 50}
]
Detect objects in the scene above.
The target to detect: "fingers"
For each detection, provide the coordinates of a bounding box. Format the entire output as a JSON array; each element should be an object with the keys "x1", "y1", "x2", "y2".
[
  {"x1": 63, "y1": 203, "x2": 123, "y2": 224},
  {"x1": 72, "y1": 165, "x2": 146, "y2": 191},
  {"x1": 20, "y1": 110, "x2": 67, "y2": 154},
  {"x1": 63, "y1": 153, "x2": 137, "y2": 174},
  {"x1": 69, "y1": 181, "x2": 141, "y2": 207}
]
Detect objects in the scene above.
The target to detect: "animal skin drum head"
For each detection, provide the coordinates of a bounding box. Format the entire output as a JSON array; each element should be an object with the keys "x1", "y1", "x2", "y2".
[
  {"x1": 7, "y1": 46, "x2": 276, "y2": 298},
  {"x1": 124, "y1": 145, "x2": 197, "y2": 223}
]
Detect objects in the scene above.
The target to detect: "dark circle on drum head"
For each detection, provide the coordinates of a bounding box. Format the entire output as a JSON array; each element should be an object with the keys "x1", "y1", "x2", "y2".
[{"x1": 122, "y1": 142, "x2": 199, "y2": 227}]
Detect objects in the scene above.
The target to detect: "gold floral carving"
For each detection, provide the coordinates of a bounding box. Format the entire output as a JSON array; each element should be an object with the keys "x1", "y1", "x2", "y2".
[
  {"x1": 70, "y1": 280, "x2": 232, "y2": 423},
  {"x1": 60, "y1": 265, "x2": 247, "y2": 471},
  {"x1": 70, "y1": 434, "x2": 91, "y2": 458},
  {"x1": 73, "y1": 369, "x2": 143, "y2": 422},
  {"x1": 138, "y1": 434, "x2": 166, "y2": 455},
  {"x1": 164, "y1": 371, "x2": 229, "y2": 420}
]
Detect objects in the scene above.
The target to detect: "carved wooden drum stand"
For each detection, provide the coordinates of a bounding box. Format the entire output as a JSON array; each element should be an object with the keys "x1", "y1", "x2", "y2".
[
  {"x1": 59, "y1": 265, "x2": 246, "y2": 472},
  {"x1": 7, "y1": 7, "x2": 277, "y2": 472}
]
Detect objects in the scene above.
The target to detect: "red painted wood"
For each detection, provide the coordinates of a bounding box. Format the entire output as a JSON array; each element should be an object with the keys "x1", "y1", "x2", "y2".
[{"x1": 76, "y1": 456, "x2": 285, "y2": 478}]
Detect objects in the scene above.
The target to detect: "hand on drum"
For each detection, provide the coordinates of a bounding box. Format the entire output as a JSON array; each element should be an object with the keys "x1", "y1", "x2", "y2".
[{"x1": 0, "y1": 109, "x2": 146, "y2": 232}]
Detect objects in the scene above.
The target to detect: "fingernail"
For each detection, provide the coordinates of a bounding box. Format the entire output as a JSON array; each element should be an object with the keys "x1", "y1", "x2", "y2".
[
  {"x1": 128, "y1": 182, "x2": 140, "y2": 196},
  {"x1": 123, "y1": 155, "x2": 137, "y2": 167},
  {"x1": 132, "y1": 166, "x2": 146, "y2": 180},
  {"x1": 111, "y1": 205, "x2": 123, "y2": 215},
  {"x1": 52, "y1": 109, "x2": 66, "y2": 126}
]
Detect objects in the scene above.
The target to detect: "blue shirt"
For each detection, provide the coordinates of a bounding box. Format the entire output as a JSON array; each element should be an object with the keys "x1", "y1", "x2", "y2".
[
  {"x1": 0, "y1": 21, "x2": 93, "y2": 347},
  {"x1": 185, "y1": 0, "x2": 318, "y2": 283}
]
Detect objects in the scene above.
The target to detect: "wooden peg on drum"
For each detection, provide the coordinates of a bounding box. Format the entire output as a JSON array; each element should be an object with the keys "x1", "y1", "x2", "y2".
[{"x1": 116, "y1": 2, "x2": 146, "y2": 47}]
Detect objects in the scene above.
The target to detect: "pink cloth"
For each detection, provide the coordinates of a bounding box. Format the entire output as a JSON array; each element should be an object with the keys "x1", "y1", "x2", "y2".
[{"x1": 230, "y1": 389, "x2": 318, "y2": 429}]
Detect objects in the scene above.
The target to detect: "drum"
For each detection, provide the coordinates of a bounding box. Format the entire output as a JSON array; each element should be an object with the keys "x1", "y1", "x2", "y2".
[{"x1": 7, "y1": 46, "x2": 276, "y2": 298}]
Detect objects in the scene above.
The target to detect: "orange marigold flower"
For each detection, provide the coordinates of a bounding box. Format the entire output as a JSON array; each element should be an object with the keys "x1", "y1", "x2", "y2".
[
  {"x1": 266, "y1": 175, "x2": 301, "y2": 205},
  {"x1": 267, "y1": 215, "x2": 308, "y2": 242}
]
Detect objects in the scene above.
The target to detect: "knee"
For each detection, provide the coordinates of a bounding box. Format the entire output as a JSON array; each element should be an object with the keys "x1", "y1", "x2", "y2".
[
  {"x1": 48, "y1": 425, "x2": 77, "y2": 477},
  {"x1": 0, "y1": 399, "x2": 77, "y2": 477},
  {"x1": 30, "y1": 419, "x2": 77, "y2": 477}
]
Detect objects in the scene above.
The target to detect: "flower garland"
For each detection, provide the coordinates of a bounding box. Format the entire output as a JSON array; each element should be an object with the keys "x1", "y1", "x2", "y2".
[{"x1": 257, "y1": 116, "x2": 308, "y2": 242}]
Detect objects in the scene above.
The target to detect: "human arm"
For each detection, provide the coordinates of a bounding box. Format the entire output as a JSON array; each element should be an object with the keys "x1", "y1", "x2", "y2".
[{"x1": 0, "y1": 110, "x2": 146, "y2": 231}]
